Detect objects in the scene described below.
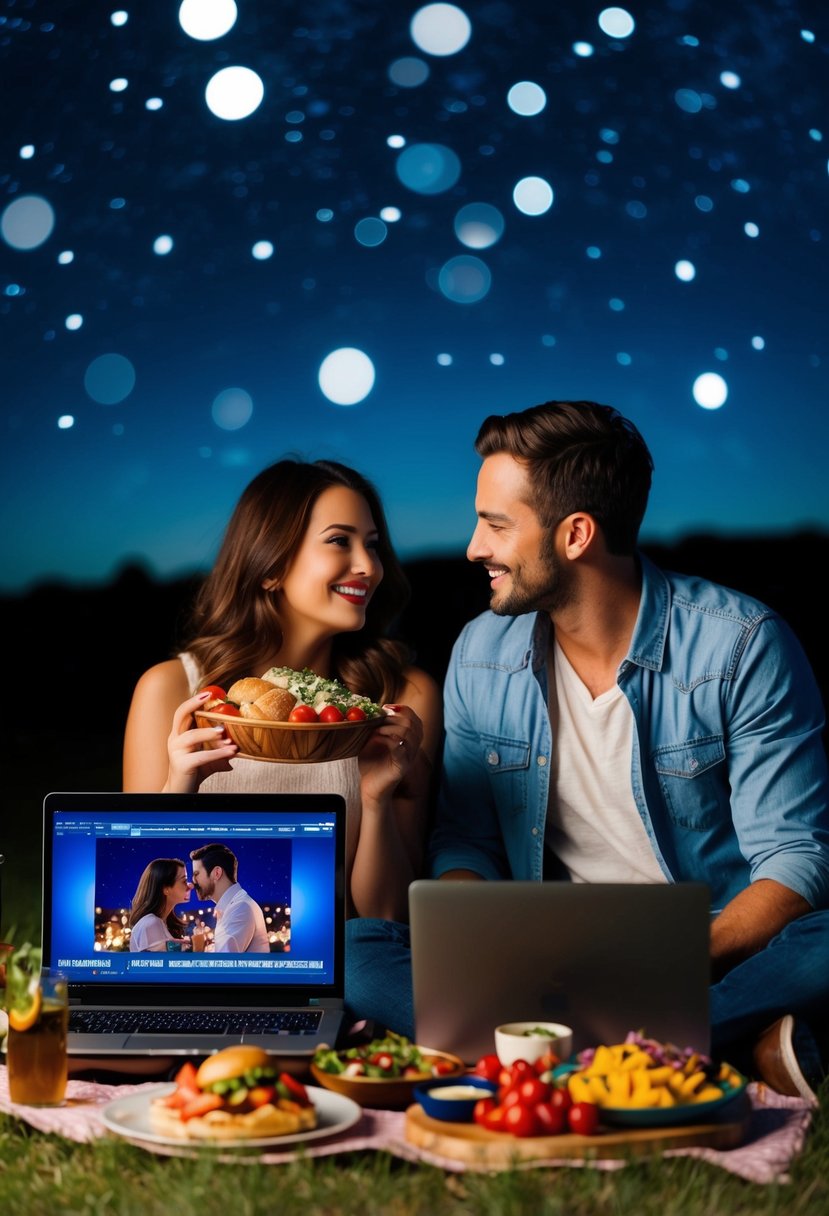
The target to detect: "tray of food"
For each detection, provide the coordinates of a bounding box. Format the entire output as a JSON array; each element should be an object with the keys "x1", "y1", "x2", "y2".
[
  {"x1": 194, "y1": 666, "x2": 386, "y2": 762},
  {"x1": 311, "y1": 1032, "x2": 465, "y2": 1108}
]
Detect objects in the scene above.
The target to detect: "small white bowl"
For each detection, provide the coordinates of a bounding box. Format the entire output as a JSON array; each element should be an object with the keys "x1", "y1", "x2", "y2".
[{"x1": 494, "y1": 1021, "x2": 573, "y2": 1068}]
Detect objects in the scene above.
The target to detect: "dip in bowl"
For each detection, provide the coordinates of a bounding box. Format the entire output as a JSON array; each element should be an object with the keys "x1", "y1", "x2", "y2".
[{"x1": 413, "y1": 1075, "x2": 498, "y2": 1122}]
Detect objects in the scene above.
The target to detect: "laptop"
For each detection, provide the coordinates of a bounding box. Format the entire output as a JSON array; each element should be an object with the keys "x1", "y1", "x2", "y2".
[
  {"x1": 42, "y1": 791, "x2": 346, "y2": 1057},
  {"x1": 410, "y1": 880, "x2": 711, "y2": 1064}
]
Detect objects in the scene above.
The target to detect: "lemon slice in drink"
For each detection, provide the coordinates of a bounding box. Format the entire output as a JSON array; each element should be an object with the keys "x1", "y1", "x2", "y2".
[{"x1": 8, "y1": 985, "x2": 42, "y2": 1031}]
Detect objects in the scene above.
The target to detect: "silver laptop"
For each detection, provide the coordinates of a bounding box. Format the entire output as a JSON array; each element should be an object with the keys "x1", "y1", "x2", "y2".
[
  {"x1": 43, "y1": 792, "x2": 346, "y2": 1057},
  {"x1": 410, "y1": 881, "x2": 710, "y2": 1064}
]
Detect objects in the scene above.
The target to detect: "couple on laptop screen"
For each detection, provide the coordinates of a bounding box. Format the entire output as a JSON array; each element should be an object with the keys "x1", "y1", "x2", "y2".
[{"x1": 120, "y1": 399, "x2": 829, "y2": 1102}]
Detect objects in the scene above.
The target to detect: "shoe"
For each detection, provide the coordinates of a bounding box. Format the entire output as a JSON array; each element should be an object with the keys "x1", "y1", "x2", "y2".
[{"x1": 751, "y1": 1015, "x2": 819, "y2": 1105}]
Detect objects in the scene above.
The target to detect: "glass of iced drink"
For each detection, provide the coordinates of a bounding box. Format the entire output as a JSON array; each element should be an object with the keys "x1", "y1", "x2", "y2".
[{"x1": 6, "y1": 968, "x2": 68, "y2": 1106}]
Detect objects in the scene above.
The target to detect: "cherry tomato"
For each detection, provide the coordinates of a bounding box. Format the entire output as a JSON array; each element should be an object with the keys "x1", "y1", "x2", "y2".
[
  {"x1": 473, "y1": 1097, "x2": 497, "y2": 1126},
  {"x1": 346, "y1": 706, "x2": 367, "y2": 721},
  {"x1": 199, "y1": 685, "x2": 227, "y2": 701},
  {"x1": 432, "y1": 1059, "x2": 457, "y2": 1076},
  {"x1": 319, "y1": 705, "x2": 345, "y2": 723},
  {"x1": 549, "y1": 1086, "x2": 573, "y2": 1111},
  {"x1": 369, "y1": 1052, "x2": 395, "y2": 1072},
  {"x1": 481, "y1": 1104, "x2": 508, "y2": 1131},
  {"x1": 503, "y1": 1102, "x2": 539, "y2": 1137},
  {"x1": 289, "y1": 704, "x2": 319, "y2": 723},
  {"x1": 534, "y1": 1101, "x2": 567, "y2": 1135},
  {"x1": 509, "y1": 1060, "x2": 534, "y2": 1080},
  {"x1": 474, "y1": 1053, "x2": 502, "y2": 1084},
  {"x1": 211, "y1": 702, "x2": 241, "y2": 717},
  {"x1": 567, "y1": 1101, "x2": 600, "y2": 1136},
  {"x1": 500, "y1": 1087, "x2": 525, "y2": 1110},
  {"x1": 534, "y1": 1050, "x2": 561, "y2": 1075},
  {"x1": 516, "y1": 1076, "x2": 551, "y2": 1106}
]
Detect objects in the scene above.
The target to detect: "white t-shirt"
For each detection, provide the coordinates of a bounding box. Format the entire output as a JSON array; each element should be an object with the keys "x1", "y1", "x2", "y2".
[
  {"x1": 545, "y1": 641, "x2": 666, "y2": 884},
  {"x1": 129, "y1": 913, "x2": 173, "y2": 952},
  {"x1": 207, "y1": 883, "x2": 270, "y2": 953}
]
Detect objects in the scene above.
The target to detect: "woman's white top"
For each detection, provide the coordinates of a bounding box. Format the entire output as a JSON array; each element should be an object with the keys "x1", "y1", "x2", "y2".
[{"x1": 129, "y1": 912, "x2": 172, "y2": 952}]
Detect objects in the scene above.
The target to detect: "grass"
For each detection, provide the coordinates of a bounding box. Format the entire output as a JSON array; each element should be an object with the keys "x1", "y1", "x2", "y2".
[
  {"x1": 2, "y1": 740, "x2": 828, "y2": 1213},
  {"x1": 0, "y1": 1100, "x2": 827, "y2": 1216}
]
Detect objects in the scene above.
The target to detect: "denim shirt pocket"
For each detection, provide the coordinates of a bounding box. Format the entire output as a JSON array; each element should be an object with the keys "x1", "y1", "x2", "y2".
[
  {"x1": 480, "y1": 733, "x2": 531, "y2": 818},
  {"x1": 652, "y1": 736, "x2": 726, "y2": 830}
]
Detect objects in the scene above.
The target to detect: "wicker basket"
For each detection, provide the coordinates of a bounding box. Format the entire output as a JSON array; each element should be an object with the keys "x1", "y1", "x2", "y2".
[{"x1": 195, "y1": 708, "x2": 384, "y2": 764}]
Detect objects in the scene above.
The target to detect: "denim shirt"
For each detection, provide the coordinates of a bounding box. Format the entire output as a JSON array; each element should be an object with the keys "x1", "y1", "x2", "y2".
[{"x1": 430, "y1": 554, "x2": 829, "y2": 913}]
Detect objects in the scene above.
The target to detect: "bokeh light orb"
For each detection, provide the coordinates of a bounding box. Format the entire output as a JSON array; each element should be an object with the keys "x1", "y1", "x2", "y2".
[
  {"x1": 84, "y1": 353, "x2": 136, "y2": 404},
  {"x1": 693, "y1": 372, "x2": 728, "y2": 410},
  {"x1": 573, "y1": 41, "x2": 594, "y2": 56},
  {"x1": 354, "y1": 217, "x2": 387, "y2": 247},
  {"x1": 252, "y1": 240, "x2": 274, "y2": 259},
  {"x1": 507, "y1": 81, "x2": 546, "y2": 117},
  {"x1": 380, "y1": 206, "x2": 401, "y2": 222},
  {"x1": 396, "y1": 143, "x2": 461, "y2": 194},
  {"x1": 410, "y1": 4, "x2": 471, "y2": 57},
  {"x1": 720, "y1": 71, "x2": 741, "y2": 89},
  {"x1": 675, "y1": 89, "x2": 702, "y2": 114},
  {"x1": 19, "y1": 144, "x2": 35, "y2": 159},
  {"x1": 58, "y1": 415, "x2": 75, "y2": 429},
  {"x1": 454, "y1": 202, "x2": 504, "y2": 249},
  {"x1": 438, "y1": 255, "x2": 491, "y2": 304},
  {"x1": 205, "y1": 66, "x2": 264, "y2": 121},
  {"x1": 58, "y1": 250, "x2": 74, "y2": 264},
  {"x1": 318, "y1": 348, "x2": 376, "y2": 405},
  {"x1": 744, "y1": 221, "x2": 760, "y2": 237},
  {"x1": 512, "y1": 176, "x2": 554, "y2": 215},
  {"x1": 389, "y1": 57, "x2": 430, "y2": 87},
  {"x1": 598, "y1": 7, "x2": 635, "y2": 38},
  {"x1": 65, "y1": 314, "x2": 83, "y2": 330},
  {"x1": 1, "y1": 194, "x2": 56, "y2": 250},
  {"x1": 675, "y1": 259, "x2": 696, "y2": 281},
  {"x1": 212, "y1": 387, "x2": 254, "y2": 430},
  {"x1": 153, "y1": 234, "x2": 174, "y2": 255},
  {"x1": 179, "y1": 0, "x2": 237, "y2": 41}
]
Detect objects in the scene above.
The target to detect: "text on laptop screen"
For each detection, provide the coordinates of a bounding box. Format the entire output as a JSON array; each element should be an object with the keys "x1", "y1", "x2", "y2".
[{"x1": 47, "y1": 806, "x2": 338, "y2": 987}]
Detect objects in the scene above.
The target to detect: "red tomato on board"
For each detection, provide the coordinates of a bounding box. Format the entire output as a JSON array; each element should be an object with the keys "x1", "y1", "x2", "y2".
[
  {"x1": 289, "y1": 704, "x2": 319, "y2": 723},
  {"x1": 481, "y1": 1104, "x2": 508, "y2": 1131},
  {"x1": 503, "y1": 1102, "x2": 539, "y2": 1137},
  {"x1": 319, "y1": 705, "x2": 345, "y2": 723},
  {"x1": 534, "y1": 1101, "x2": 567, "y2": 1136},
  {"x1": 516, "y1": 1076, "x2": 551, "y2": 1107},
  {"x1": 567, "y1": 1101, "x2": 600, "y2": 1136},
  {"x1": 211, "y1": 702, "x2": 241, "y2": 717},
  {"x1": 549, "y1": 1086, "x2": 573, "y2": 1111},
  {"x1": 346, "y1": 706, "x2": 367, "y2": 721},
  {"x1": 474, "y1": 1053, "x2": 502, "y2": 1084},
  {"x1": 534, "y1": 1050, "x2": 561, "y2": 1076},
  {"x1": 473, "y1": 1097, "x2": 497, "y2": 1126}
]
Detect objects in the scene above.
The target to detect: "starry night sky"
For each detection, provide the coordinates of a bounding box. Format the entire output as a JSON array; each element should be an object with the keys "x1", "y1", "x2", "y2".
[{"x1": 2, "y1": 0, "x2": 827, "y2": 595}]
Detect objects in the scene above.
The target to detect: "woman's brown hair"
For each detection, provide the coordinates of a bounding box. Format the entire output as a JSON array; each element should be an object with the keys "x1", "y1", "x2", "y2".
[
  {"x1": 182, "y1": 459, "x2": 411, "y2": 702},
  {"x1": 128, "y1": 858, "x2": 188, "y2": 939}
]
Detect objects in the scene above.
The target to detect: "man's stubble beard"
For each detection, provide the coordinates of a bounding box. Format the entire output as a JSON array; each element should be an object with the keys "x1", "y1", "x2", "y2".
[{"x1": 489, "y1": 534, "x2": 575, "y2": 618}]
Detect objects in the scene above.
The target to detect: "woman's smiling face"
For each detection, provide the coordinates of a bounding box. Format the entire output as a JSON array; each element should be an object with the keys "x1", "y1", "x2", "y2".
[{"x1": 272, "y1": 486, "x2": 383, "y2": 639}]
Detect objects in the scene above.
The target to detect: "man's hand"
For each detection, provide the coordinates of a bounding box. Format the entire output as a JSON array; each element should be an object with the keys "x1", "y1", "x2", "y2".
[{"x1": 710, "y1": 878, "x2": 811, "y2": 979}]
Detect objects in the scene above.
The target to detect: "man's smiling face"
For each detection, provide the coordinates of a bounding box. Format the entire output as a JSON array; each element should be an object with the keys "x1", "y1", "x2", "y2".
[{"x1": 466, "y1": 451, "x2": 574, "y2": 617}]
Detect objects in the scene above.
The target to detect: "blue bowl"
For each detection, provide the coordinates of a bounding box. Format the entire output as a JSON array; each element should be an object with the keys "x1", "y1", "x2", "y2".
[{"x1": 413, "y1": 1075, "x2": 498, "y2": 1122}]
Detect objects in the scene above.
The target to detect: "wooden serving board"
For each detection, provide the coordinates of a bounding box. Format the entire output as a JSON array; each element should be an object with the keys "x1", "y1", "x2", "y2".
[{"x1": 405, "y1": 1097, "x2": 750, "y2": 1167}]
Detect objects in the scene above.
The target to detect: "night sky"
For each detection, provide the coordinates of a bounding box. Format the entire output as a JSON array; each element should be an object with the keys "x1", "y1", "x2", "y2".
[{"x1": 2, "y1": 0, "x2": 827, "y2": 595}]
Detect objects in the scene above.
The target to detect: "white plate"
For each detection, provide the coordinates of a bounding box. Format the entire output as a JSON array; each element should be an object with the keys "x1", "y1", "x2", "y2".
[{"x1": 100, "y1": 1083, "x2": 362, "y2": 1151}]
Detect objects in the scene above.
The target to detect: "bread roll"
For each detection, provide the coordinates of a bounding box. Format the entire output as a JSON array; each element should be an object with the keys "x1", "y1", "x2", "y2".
[
  {"x1": 227, "y1": 677, "x2": 274, "y2": 705},
  {"x1": 251, "y1": 687, "x2": 296, "y2": 722}
]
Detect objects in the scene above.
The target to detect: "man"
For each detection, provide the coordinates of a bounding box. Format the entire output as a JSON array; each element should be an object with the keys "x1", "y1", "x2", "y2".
[
  {"x1": 190, "y1": 842, "x2": 270, "y2": 953},
  {"x1": 430, "y1": 399, "x2": 829, "y2": 1101}
]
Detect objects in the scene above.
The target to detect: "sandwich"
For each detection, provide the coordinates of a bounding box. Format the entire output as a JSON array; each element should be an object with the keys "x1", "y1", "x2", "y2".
[{"x1": 149, "y1": 1044, "x2": 317, "y2": 1140}]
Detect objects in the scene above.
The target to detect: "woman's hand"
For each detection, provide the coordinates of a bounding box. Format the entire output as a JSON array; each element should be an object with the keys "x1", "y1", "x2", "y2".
[
  {"x1": 357, "y1": 704, "x2": 425, "y2": 807},
  {"x1": 163, "y1": 692, "x2": 238, "y2": 793}
]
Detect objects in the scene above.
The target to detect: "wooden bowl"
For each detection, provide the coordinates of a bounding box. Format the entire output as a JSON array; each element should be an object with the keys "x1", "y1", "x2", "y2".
[
  {"x1": 195, "y1": 709, "x2": 385, "y2": 764},
  {"x1": 310, "y1": 1049, "x2": 466, "y2": 1109}
]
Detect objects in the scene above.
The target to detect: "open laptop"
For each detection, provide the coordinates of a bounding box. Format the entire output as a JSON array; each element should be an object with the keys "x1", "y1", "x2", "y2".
[
  {"x1": 43, "y1": 791, "x2": 346, "y2": 1058},
  {"x1": 410, "y1": 880, "x2": 711, "y2": 1064}
]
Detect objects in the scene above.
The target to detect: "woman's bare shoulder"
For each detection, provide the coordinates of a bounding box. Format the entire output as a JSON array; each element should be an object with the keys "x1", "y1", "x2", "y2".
[
  {"x1": 399, "y1": 664, "x2": 441, "y2": 706},
  {"x1": 132, "y1": 658, "x2": 191, "y2": 701}
]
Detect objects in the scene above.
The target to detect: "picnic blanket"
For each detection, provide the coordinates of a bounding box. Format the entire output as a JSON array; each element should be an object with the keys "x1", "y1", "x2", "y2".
[{"x1": 0, "y1": 1066, "x2": 814, "y2": 1185}]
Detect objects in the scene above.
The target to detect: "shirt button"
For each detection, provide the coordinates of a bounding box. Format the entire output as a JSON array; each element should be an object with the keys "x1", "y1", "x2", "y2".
[
  {"x1": 531, "y1": 827, "x2": 539, "y2": 836},
  {"x1": 486, "y1": 750, "x2": 500, "y2": 766},
  {"x1": 537, "y1": 755, "x2": 548, "y2": 767}
]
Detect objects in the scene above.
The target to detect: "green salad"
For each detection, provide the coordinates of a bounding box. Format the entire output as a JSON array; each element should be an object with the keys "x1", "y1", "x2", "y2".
[
  {"x1": 261, "y1": 666, "x2": 383, "y2": 718},
  {"x1": 313, "y1": 1032, "x2": 455, "y2": 1080}
]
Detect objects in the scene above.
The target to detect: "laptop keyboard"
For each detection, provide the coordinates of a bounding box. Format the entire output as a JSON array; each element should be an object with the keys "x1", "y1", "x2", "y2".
[{"x1": 69, "y1": 1009, "x2": 324, "y2": 1036}]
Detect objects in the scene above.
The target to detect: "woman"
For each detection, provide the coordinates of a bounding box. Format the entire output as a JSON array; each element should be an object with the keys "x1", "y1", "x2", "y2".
[
  {"x1": 128, "y1": 858, "x2": 192, "y2": 952},
  {"x1": 123, "y1": 459, "x2": 442, "y2": 925}
]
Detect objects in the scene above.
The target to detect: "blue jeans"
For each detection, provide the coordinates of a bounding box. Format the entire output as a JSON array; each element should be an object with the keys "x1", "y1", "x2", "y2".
[{"x1": 346, "y1": 910, "x2": 829, "y2": 1066}]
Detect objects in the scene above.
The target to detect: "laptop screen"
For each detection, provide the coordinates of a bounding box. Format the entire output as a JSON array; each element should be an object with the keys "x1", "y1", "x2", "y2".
[{"x1": 43, "y1": 793, "x2": 345, "y2": 997}]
